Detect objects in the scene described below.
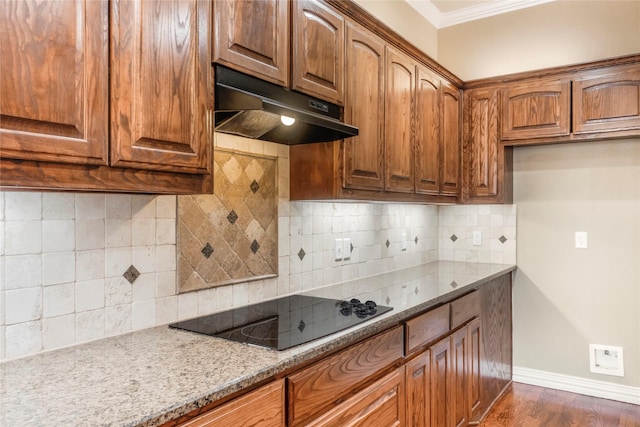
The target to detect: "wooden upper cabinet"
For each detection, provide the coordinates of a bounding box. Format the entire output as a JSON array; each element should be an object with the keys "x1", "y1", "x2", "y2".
[
  {"x1": 385, "y1": 47, "x2": 415, "y2": 193},
  {"x1": 463, "y1": 87, "x2": 512, "y2": 204},
  {"x1": 292, "y1": 0, "x2": 344, "y2": 104},
  {"x1": 415, "y1": 66, "x2": 441, "y2": 195},
  {"x1": 500, "y1": 78, "x2": 571, "y2": 141},
  {"x1": 573, "y1": 64, "x2": 640, "y2": 134},
  {"x1": 110, "y1": 0, "x2": 212, "y2": 174},
  {"x1": 441, "y1": 82, "x2": 462, "y2": 197},
  {"x1": 0, "y1": 0, "x2": 109, "y2": 165},
  {"x1": 213, "y1": 0, "x2": 289, "y2": 86},
  {"x1": 343, "y1": 22, "x2": 385, "y2": 191}
]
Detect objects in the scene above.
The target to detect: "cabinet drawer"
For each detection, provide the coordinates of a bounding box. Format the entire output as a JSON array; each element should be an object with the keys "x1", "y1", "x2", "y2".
[
  {"x1": 305, "y1": 367, "x2": 405, "y2": 427},
  {"x1": 405, "y1": 304, "x2": 450, "y2": 354},
  {"x1": 287, "y1": 326, "x2": 403, "y2": 426},
  {"x1": 178, "y1": 380, "x2": 284, "y2": 427},
  {"x1": 451, "y1": 291, "x2": 480, "y2": 329}
]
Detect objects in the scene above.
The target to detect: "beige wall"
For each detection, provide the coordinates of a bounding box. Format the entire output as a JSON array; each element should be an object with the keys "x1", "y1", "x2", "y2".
[
  {"x1": 513, "y1": 141, "x2": 640, "y2": 386},
  {"x1": 438, "y1": 1, "x2": 640, "y2": 80},
  {"x1": 353, "y1": 0, "x2": 438, "y2": 59},
  {"x1": 436, "y1": 1, "x2": 640, "y2": 387}
]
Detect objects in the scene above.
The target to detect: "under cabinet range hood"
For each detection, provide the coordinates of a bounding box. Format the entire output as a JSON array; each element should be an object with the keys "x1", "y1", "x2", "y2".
[{"x1": 214, "y1": 65, "x2": 358, "y2": 145}]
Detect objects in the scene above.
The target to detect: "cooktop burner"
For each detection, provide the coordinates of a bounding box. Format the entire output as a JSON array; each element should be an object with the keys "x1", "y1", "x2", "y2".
[{"x1": 169, "y1": 295, "x2": 392, "y2": 350}]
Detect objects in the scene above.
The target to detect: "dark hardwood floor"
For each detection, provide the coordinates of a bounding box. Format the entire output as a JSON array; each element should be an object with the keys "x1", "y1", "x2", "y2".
[{"x1": 479, "y1": 382, "x2": 640, "y2": 427}]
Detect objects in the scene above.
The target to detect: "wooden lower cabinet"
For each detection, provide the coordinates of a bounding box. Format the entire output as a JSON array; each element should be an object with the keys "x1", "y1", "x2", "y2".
[
  {"x1": 178, "y1": 380, "x2": 285, "y2": 427},
  {"x1": 306, "y1": 367, "x2": 405, "y2": 427}
]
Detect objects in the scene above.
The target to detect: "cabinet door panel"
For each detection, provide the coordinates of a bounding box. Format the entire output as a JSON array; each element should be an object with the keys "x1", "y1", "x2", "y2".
[
  {"x1": 415, "y1": 66, "x2": 441, "y2": 195},
  {"x1": 292, "y1": 0, "x2": 344, "y2": 104},
  {"x1": 452, "y1": 327, "x2": 469, "y2": 427},
  {"x1": 306, "y1": 368, "x2": 405, "y2": 427},
  {"x1": 385, "y1": 47, "x2": 415, "y2": 193},
  {"x1": 573, "y1": 66, "x2": 640, "y2": 134},
  {"x1": 214, "y1": 0, "x2": 289, "y2": 86},
  {"x1": 405, "y1": 352, "x2": 430, "y2": 427},
  {"x1": 111, "y1": 0, "x2": 212, "y2": 174},
  {"x1": 344, "y1": 23, "x2": 385, "y2": 191},
  {"x1": 466, "y1": 88, "x2": 499, "y2": 199},
  {"x1": 0, "y1": 0, "x2": 108, "y2": 165},
  {"x1": 441, "y1": 83, "x2": 461, "y2": 196},
  {"x1": 501, "y1": 79, "x2": 571, "y2": 140},
  {"x1": 179, "y1": 380, "x2": 284, "y2": 427},
  {"x1": 431, "y1": 336, "x2": 452, "y2": 427}
]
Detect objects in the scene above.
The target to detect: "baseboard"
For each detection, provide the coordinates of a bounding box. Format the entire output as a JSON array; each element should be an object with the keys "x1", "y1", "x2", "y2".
[{"x1": 513, "y1": 366, "x2": 640, "y2": 405}]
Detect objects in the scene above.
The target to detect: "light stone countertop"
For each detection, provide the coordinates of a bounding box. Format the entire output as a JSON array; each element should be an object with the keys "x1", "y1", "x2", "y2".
[{"x1": 0, "y1": 261, "x2": 516, "y2": 427}]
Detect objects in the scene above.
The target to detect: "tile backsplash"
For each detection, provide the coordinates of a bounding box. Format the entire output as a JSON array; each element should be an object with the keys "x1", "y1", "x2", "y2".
[{"x1": 0, "y1": 135, "x2": 516, "y2": 361}]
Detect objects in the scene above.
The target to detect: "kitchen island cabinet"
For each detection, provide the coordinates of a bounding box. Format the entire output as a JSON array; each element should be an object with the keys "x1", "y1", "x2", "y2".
[{"x1": 0, "y1": 0, "x2": 213, "y2": 194}]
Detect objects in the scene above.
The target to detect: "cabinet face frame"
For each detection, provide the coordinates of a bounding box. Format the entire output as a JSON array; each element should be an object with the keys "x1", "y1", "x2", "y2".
[
  {"x1": 213, "y1": 0, "x2": 290, "y2": 86},
  {"x1": 573, "y1": 64, "x2": 640, "y2": 134},
  {"x1": 0, "y1": 0, "x2": 109, "y2": 165},
  {"x1": 110, "y1": 0, "x2": 212, "y2": 174},
  {"x1": 440, "y1": 82, "x2": 462, "y2": 197}
]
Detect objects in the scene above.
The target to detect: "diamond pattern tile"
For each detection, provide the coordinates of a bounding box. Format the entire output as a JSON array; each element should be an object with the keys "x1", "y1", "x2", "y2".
[
  {"x1": 499, "y1": 235, "x2": 508, "y2": 244},
  {"x1": 414, "y1": 236, "x2": 419, "y2": 244},
  {"x1": 450, "y1": 234, "x2": 458, "y2": 242},
  {"x1": 201, "y1": 243, "x2": 214, "y2": 259},
  {"x1": 450, "y1": 280, "x2": 458, "y2": 288},
  {"x1": 385, "y1": 239, "x2": 390, "y2": 248},
  {"x1": 177, "y1": 149, "x2": 278, "y2": 293},
  {"x1": 123, "y1": 265, "x2": 140, "y2": 284},
  {"x1": 298, "y1": 248, "x2": 306, "y2": 260}
]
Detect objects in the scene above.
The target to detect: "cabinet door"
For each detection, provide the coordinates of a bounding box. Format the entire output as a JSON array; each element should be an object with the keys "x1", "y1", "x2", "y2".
[
  {"x1": 451, "y1": 327, "x2": 469, "y2": 427},
  {"x1": 501, "y1": 78, "x2": 571, "y2": 140},
  {"x1": 468, "y1": 317, "x2": 482, "y2": 421},
  {"x1": 405, "y1": 351, "x2": 430, "y2": 427},
  {"x1": 306, "y1": 368, "x2": 405, "y2": 427},
  {"x1": 441, "y1": 83, "x2": 462, "y2": 197},
  {"x1": 415, "y1": 65, "x2": 441, "y2": 195},
  {"x1": 573, "y1": 65, "x2": 640, "y2": 134},
  {"x1": 179, "y1": 380, "x2": 285, "y2": 427},
  {"x1": 0, "y1": 0, "x2": 108, "y2": 165},
  {"x1": 463, "y1": 87, "x2": 513, "y2": 204},
  {"x1": 110, "y1": 0, "x2": 212, "y2": 174},
  {"x1": 213, "y1": 0, "x2": 289, "y2": 86},
  {"x1": 385, "y1": 47, "x2": 415, "y2": 193},
  {"x1": 343, "y1": 22, "x2": 385, "y2": 191},
  {"x1": 292, "y1": 0, "x2": 344, "y2": 104},
  {"x1": 431, "y1": 336, "x2": 452, "y2": 427}
]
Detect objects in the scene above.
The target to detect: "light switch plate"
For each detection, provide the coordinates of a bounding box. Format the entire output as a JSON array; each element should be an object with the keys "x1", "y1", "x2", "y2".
[
  {"x1": 401, "y1": 233, "x2": 407, "y2": 251},
  {"x1": 473, "y1": 230, "x2": 482, "y2": 246},
  {"x1": 334, "y1": 238, "x2": 343, "y2": 261},
  {"x1": 343, "y1": 238, "x2": 351, "y2": 260},
  {"x1": 575, "y1": 231, "x2": 588, "y2": 249}
]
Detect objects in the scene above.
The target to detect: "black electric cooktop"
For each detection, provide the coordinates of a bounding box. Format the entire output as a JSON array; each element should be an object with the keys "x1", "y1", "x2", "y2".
[{"x1": 169, "y1": 295, "x2": 392, "y2": 351}]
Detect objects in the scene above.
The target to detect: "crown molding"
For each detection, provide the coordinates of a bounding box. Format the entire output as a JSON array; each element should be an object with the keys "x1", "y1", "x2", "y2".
[{"x1": 408, "y1": 0, "x2": 556, "y2": 29}]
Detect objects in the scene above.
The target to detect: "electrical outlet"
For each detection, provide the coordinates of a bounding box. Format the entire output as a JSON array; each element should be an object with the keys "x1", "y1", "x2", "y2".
[
  {"x1": 575, "y1": 231, "x2": 588, "y2": 249},
  {"x1": 473, "y1": 230, "x2": 482, "y2": 246},
  {"x1": 401, "y1": 233, "x2": 407, "y2": 251},
  {"x1": 343, "y1": 238, "x2": 351, "y2": 260},
  {"x1": 334, "y1": 238, "x2": 343, "y2": 261},
  {"x1": 589, "y1": 344, "x2": 624, "y2": 376}
]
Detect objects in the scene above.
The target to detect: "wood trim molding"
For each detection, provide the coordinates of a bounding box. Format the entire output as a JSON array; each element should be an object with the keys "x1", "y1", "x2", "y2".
[
  {"x1": 464, "y1": 54, "x2": 640, "y2": 89},
  {"x1": 513, "y1": 367, "x2": 640, "y2": 405}
]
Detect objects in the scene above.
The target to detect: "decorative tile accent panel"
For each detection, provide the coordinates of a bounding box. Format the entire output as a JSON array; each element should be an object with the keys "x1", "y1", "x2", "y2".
[
  {"x1": 177, "y1": 149, "x2": 278, "y2": 293},
  {"x1": 123, "y1": 265, "x2": 140, "y2": 284}
]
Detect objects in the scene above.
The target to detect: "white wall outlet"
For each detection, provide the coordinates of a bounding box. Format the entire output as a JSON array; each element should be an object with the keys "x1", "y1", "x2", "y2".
[
  {"x1": 343, "y1": 238, "x2": 351, "y2": 260},
  {"x1": 473, "y1": 230, "x2": 482, "y2": 246},
  {"x1": 401, "y1": 233, "x2": 407, "y2": 251},
  {"x1": 334, "y1": 238, "x2": 343, "y2": 261},
  {"x1": 589, "y1": 344, "x2": 624, "y2": 377},
  {"x1": 575, "y1": 231, "x2": 588, "y2": 249}
]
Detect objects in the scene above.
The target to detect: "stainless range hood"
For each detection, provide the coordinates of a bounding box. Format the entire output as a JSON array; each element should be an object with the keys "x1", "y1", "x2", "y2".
[{"x1": 214, "y1": 65, "x2": 358, "y2": 145}]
